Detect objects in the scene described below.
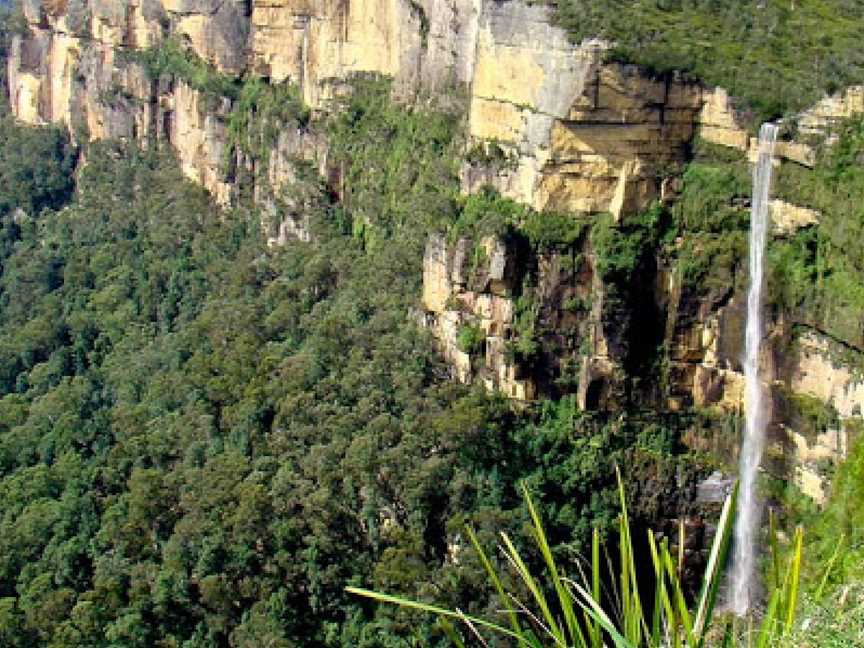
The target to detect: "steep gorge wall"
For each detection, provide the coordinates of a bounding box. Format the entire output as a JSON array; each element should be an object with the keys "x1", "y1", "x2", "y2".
[
  {"x1": 8, "y1": 0, "x2": 864, "y2": 504},
  {"x1": 6, "y1": 0, "x2": 749, "y2": 215}
]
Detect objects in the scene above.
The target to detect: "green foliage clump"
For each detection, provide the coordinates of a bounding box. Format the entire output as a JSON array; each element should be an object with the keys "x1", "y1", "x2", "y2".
[
  {"x1": 327, "y1": 75, "x2": 461, "y2": 248},
  {"x1": 0, "y1": 116, "x2": 76, "y2": 218},
  {"x1": 129, "y1": 37, "x2": 238, "y2": 102},
  {"x1": 226, "y1": 77, "x2": 310, "y2": 163},
  {"x1": 671, "y1": 147, "x2": 750, "y2": 296},
  {"x1": 456, "y1": 323, "x2": 485, "y2": 355},
  {"x1": 523, "y1": 210, "x2": 586, "y2": 252},
  {"x1": 452, "y1": 189, "x2": 585, "y2": 253},
  {"x1": 770, "y1": 116, "x2": 864, "y2": 345},
  {"x1": 779, "y1": 586, "x2": 864, "y2": 648},
  {"x1": 591, "y1": 204, "x2": 667, "y2": 283},
  {"x1": 549, "y1": 0, "x2": 864, "y2": 125},
  {"x1": 788, "y1": 392, "x2": 841, "y2": 441},
  {"x1": 464, "y1": 139, "x2": 515, "y2": 169},
  {"x1": 677, "y1": 231, "x2": 747, "y2": 295},
  {"x1": 507, "y1": 292, "x2": 541, "y2": 364},
  {"x1": 563, "y1": 295, "x2": 590, "y2": 313},
  {"x1": 674, "y1": 159, "x2": 751, "y2": 234},
  {"x1": 451, "y1": 187, "x2": 528, "y2": 241},
  {"x1": 802, "y1": 429, "x2": 864, "y2": 591}
]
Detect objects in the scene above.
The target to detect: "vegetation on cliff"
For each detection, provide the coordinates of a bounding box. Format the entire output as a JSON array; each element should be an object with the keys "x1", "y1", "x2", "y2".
[
  {"x1": 125, "y1": 37, "x2": 238, "y2": 106},
  {"x1": 550, "y1": 0, "x2": 864, "y2": 124},
  {"x1": 0, "y1": 79, "x2": 710, "y2": 645},
  {"x1": 771, "y1": 115, "x2": 864, "y2": 349},
  {"x1": 1, "y1": 4, "x2": 863, "y2": 645}
]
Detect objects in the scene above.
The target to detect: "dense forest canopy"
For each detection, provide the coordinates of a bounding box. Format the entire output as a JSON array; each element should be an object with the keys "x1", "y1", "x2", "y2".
[
  {"x1": 549, "y1": 0, "x2": 864, "y2": 124},
  {"x1": 0, "y1": 1, "x2": 863, "y2": 645},
  {"x1": 0, "y1": 71, "x2": 706, "y2": 647}
]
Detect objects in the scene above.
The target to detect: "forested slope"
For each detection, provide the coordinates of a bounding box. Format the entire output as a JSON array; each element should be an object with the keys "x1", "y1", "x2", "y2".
[
  {"x1": 550, "y1": 0, "x2": 864, "y2": 124},
  {"x1": 0, "y1": 76, "x2": 706, "y2": 645},
  {"x1": 1, "y1": 1, "x2": 864, "y2": 645}
]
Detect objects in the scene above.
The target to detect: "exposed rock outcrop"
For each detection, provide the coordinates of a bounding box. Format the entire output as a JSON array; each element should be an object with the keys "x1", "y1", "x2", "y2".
[
  {"x1": 798, "y1": 86, "x2": 864, "y2": 138},
  {"x1": 14, "y1": 0, "x2": 844, "y2": 219},
  {"x1": 422, "y1": 233, "x2": 536, "y2": 400},
  {"x1": 465, "y1": 59, "x2": 705, "y2": 221},
  {"x1": 9, "y1": 0, "x2": 864, "y2": 506},
  {"x1": 769, "y1": 200, "x2": 820, "y2": 235},
  {"x1": 8, "y1": 1, "x2": 239, "y2": 200},
  {"x1": 250, "y1": 0, "x2": 480, "y2": 107}
]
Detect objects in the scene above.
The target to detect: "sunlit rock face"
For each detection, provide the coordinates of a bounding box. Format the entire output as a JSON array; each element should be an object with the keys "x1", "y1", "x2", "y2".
[
  {"x1": 6, "y1": 0, "x2": 709, "y2": 216},
  {"x1": 12, "y1": 0, "x2": 858, "y2": 215},
  {"x1": 465, "y1": 52, "x2": 706, "y2": 222},
  {"x1": 10, "y1": 0, "x2": 864, "y2": 206},
  {"x1": 8, "y1": 0, "x2": 236, "y2": 200},
  {"x1": 422, "y1": 233, "x2": 535, "y2": 401},
  {"x1": 250, "y1": 0, "x2": 480, "y2": 107},
  {"x1": 9, "y1": 0, "x2": 864, "y2": 502}
]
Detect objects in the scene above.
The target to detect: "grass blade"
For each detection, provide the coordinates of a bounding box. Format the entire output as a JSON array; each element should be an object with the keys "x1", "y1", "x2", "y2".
[
  {"x1": 815, "y1": 532, "x2": 844, "y2": 600},
  {"x1": 590, "y1": 527, "x2": 602, "y2": 648},
  {"x1": 615, "y1": 466, "x2": 646, "y2": 645},
  {"x1": 346, "y1": 587, "x2": 525, "y2": 642},
  {"x1": 661, "y1": 538, "x2": 696, "y2": 647},
  {"x1": 647, "y1": 531, "x2": 665, "y2": 645},
  {"x1": 814, "y1": 533, "x2": 846, "y2": 601},
  {"x1": 755, "y1": 589, "x2": 781, "y2": 648},
  {"x1": 465, "y1": 525, "x2": 526, "y2": 639},
  {"x1": 438, "y1": 616, "x2": 468, "y2": 648},
  {"x1": 521, "y1": 481, "x2": 589, "y2": 648},
  {"x1": 768, "y1": 509, "x2": 782, "y2": 591},
  {"x1": 782, "y1": 526, "x2": 803, "y2": 635},
  {"x1": 694, "y1": 480, "x2": 738, "y2": 646},
  {"x1": 499, "y1": 531, "x2": 566, "y2": 646},
  {"x1": 566, "y1": 578, "x2": 637, "y2": 648}
]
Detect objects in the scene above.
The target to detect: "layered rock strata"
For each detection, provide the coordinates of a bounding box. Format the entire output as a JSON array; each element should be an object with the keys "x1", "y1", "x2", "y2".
[
  {"x1": 9, "y1": 0, "x2": 864, "y2": 503},
  {"x1": 13, "y1": 0, "x2": 851, "y2": 219}
]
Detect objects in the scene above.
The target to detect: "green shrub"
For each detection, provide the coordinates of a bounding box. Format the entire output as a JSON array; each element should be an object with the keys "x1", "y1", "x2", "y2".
[
  {"x1": 126, "y1": 38, "x2": 238, "y2": 103},
  {"x1": 456, "y1": 324, "x2": 485, "y2": 355},
  {"x1": 326, "y1": 75, "x2": 461, "y2": 246},
  {"x1": 677, "y1": 231, "x2": 746, "y2": 295},
  {"x1": 563, "y1": 295, "x2": 589, "y2": 313},
  {"x1": 803, "y1": 431, "x2": 864, "y2": 590},
  {"x1": 510, "y1": 292, "x2": 540, "y2": 363},
  {"x1": 674, "y1": 162, "x2": 751, "y2": 234},
  {"x1": 591, "y1": 205, "x2": 666, "y2": 282},
  {"x1": 0, "y1": 116, "x2": 76, "y2": 218},
  {"x1": 464, "y1": 139, "x2": 515, "y2": 169},
  {"x1": 779, "y1": 587, "x2": 864, "y2": 648},
  {"x1": 451, "y1": 187, "x2": 527, "y2": 241},
  {"x1": 523, "y1": 210, "x2": 586, "y2": 251},
  {"x1": 226, "y1": 77, "x2": 310, "y2": 163},
  {"x1": 769, "y1": 116, "x2": 864, "y2": 345}
]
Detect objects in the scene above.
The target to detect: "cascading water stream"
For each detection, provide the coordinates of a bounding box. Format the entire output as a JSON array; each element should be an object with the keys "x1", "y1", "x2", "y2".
[{"x1": 730, "y1": 122, "x2": 778, "y2": 616}]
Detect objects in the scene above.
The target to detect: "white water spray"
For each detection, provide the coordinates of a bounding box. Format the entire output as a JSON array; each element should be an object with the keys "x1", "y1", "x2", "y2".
[{"x1": 730, "y1": 122, "x2": 778, "y2": 616}]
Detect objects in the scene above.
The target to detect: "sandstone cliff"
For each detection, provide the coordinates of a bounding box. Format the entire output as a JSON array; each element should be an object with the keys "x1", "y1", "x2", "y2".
[
  {"x1": 7, "y1": 0, "x2": 864, "y2": 504},
  {"x1": 5, "y1": 0, "x2": 748, "y2": 215}
]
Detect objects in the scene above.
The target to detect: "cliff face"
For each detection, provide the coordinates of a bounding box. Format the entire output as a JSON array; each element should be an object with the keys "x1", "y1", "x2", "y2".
[
  {"x1": 9, "y1": 0, "x2": 238, "y2": 201},
  {"x1": 8, "y1": 0, "x2": 864, "y2": 504},
  {"x1": 5, "y1": 0, "x2": 739, "y2": 214}
]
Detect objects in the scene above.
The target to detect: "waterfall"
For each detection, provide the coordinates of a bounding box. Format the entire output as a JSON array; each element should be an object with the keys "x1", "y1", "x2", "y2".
[{"x1": 730, "y1": 122, "x2": 778, "y2": 616}]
